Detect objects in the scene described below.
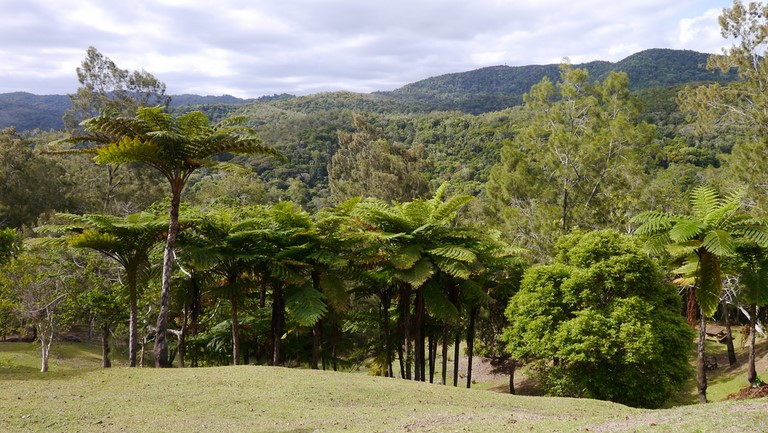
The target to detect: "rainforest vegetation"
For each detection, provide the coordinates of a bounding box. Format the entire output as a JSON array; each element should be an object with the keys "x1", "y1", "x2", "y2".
[{"x1": 3, "y1": 0, "x2": 768, "y2": 413}]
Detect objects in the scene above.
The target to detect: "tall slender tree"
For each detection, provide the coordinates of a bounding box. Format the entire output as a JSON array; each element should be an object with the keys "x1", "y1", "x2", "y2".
[
  {"x1": 633, "y1": 185, "x2": 768, "y2": 403},
  {"x1": 36, "y1": 212, "x2": 167, "y2": 366},
  {"x1": 52, "y1": 107, "x2": 282, "y2": 367}
]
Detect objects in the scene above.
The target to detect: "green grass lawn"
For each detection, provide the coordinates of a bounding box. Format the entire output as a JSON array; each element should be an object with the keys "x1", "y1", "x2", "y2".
[{"x1": 2, "y1": 341, "x2": 768, "y2": 433}]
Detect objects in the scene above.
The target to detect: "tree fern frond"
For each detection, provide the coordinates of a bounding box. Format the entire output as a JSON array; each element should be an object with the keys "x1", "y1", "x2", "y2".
[
  {"x1": 433, "y1": 257, "x2": 472, "y2": 279},
  {"x1": 701, "y1": 229, "x2": 736, "y2": 257},
  {"x1": 428, "y1": 245, "x2": 477, "y2": 263},
  {"x1": 395, "y1": 259, "x2": 434, "y2": 288},
  {"x1": 285, "y1": 285, "x2": 327, "y2": 326},
  {"x1": 424, "y1": 284, "x2": 460, "y2": 324},
  {"x1": 666, "y1": 240, "x2": 700, "y2": 258},
  {"x1": 690, "y1": 185, "x2": 722, "y2": 220},
  {"x1": 430, "y1": 195, "x2": 473, "y2": 224},
  {"x1": 668, "y1": 218, "x2": 705, "y2": 242},
  {"x1": 640, "y1": 233, "x2": 672, "y2": 256},
  {"x1": 390, "y1": 244, "x2": 423, "y2": 270},
  {"x1": 696, "y1": 251, "x2": 722, "y2": 316}
]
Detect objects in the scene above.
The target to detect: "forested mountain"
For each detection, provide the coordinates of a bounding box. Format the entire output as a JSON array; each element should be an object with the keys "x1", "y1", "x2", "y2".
[
  {"x1": 381, "y1": 49, "x2": 737, "y2": 113},
  {"x1": 0, "y1": 49, "x2": 737, "y2": 130}
]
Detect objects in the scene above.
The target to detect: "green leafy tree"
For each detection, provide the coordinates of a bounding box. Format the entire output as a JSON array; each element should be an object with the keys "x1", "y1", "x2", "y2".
[
  {"x1": 0, "y1": 244, "x2": 83, "y2": 372},
  {"x1": 37, "y1": 212, "x2": 167, "y2": 366},
  {"x1": 487, "y1": 64, "x2": 654, "y2": 259},
  {"x1": 733, "y1": 244, "x2": 768, "y2": 386},
  {"x1": 64, "y1": 46, "x2": 171, "y2": 130},
  {"x1": 678, "y1": 1, "x2": 768, "y2": 212},
  {"x1": 53, "y1": 106, "x2": 282, "y2": 367},
  {"x1": 633, "y1": 185, "x2": 768, "y2": 402},
  {"x1": 0, "y1": 128, "x2": 73, "y2": 228},
  {"x1": 328, "y1": 114, "x2": 430, "y2": 204},
  {"x1": 504, "y1": 230, "x2": 693, "y2": 408}
]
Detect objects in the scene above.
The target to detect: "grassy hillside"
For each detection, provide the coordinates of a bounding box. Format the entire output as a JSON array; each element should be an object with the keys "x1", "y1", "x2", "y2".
[{"x1": 1, "y1": 342, "x2": 766, "y2": 433}]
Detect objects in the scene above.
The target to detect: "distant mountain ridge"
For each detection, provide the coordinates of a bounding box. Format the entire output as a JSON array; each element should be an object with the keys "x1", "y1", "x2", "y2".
[
  {"x1": 378, "y1": 48, "x2": 737, "y2": 113},
  {"x1": 0, "y1": 49, "x2": 737, "y2": 130}
]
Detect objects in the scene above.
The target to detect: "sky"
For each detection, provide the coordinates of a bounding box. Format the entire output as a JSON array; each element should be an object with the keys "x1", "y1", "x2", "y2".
[{"x1": 0, "y1": 0, "x2": 736, "y2": 98}]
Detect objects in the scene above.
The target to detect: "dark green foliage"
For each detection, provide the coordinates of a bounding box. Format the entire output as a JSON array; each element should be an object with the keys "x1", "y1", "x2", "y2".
[
  {"x1": 0, "y1": 128, "x2": 74, "y2": 228},
  {"x1": 504, "y1": 230, "x2": 693, "y2": 408}
]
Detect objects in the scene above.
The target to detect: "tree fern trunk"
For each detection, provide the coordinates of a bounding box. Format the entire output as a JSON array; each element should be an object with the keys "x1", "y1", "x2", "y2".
[
  {"x1": 271, "y1": 283, "x2": 284, "y2": 366},
  {"x1": 102, "y1": 324, "x2": 111, "y2": 368},
  {"x1": 382, "y1": 291, "x2": 393, "y2": 377},
  {"x1": 312, "y1": 320, "x2": 321, "y2": 370},
  {"x1": 466, "y1": 307, "x2": 477, "y2": 389},
  {"x1": 400, "y1": 283, "x2": 412, "y2": 380},
  {"x1": 453, "y1": 330, "x2": 460, "y2": 387},
  {"x1": 441, "y1": 325, "x2": 449, "y2": 385},
  {"x1": 509, "y1": 359, "x2": 516, "y2": 395},
  {"x1": 414, "y1": 286, "x2": 424, "y2": 381}
]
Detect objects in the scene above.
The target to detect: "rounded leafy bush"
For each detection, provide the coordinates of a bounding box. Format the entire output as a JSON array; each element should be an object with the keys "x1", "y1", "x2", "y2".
[{"x1": 503, "y1": 230, "x2": 693, "y2": 408}]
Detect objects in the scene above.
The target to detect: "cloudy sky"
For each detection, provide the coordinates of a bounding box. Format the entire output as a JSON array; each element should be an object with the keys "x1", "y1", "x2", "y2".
[{"x1": 0, "y1": 0, "x2": 735, "y2": 98}]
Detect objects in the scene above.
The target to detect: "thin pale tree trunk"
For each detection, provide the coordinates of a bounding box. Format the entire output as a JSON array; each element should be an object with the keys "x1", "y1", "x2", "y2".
[
  {"x1": 127, "y1": 271, "x2": 138, "y2": 367},
  {"x1": 231, "y1": 292, "x2": 240, "y2": 365},
  {"x1": 748, "y1": 305, "x2": 758, "y2": 386},
  {"x1": 154, "y1": 185, "x2": 182, "y2": 368},
  {"x1": 697, "y1": 310, "x2": 708, "y2": 404},
  {"x1": 722, "y1": 300, "x2": 736, "y2": 366}
]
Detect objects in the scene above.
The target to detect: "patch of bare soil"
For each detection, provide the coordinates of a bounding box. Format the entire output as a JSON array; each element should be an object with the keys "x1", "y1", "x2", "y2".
[{"x1": 726, "y1": 384, "x2": 768, "y2": 400}]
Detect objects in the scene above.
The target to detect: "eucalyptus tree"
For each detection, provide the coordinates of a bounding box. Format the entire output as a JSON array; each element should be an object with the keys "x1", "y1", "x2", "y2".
[
  {"x1": 64, "y1": 46, "x2": 170, "y2": 130},
  {"x1": 37, "y1": 211, "x2": 167, "y2": 366},
  {"x1": 678, "y1": 1, "x2": 768, "y2": 212},
  {"x1": 53, "y1": 107, "x2": 282, "y2": 367},
  {"x1": 633, "y1": 185, "x2": 768, "y2": 403},
  {"x1": 487, "y1": 64, "x2": 654, "y2": 259}
]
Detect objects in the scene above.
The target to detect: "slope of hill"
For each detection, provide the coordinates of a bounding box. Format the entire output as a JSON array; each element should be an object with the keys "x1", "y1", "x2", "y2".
[
  {"x1": 1, "y1": 341, "x2": 766, "y2": 433},
  {"x1": 380, "y1": 49, "x2": 736, "y2": 114},
  {"x1": 0, "y1": 92, "x2": 71, "y2": 131}
]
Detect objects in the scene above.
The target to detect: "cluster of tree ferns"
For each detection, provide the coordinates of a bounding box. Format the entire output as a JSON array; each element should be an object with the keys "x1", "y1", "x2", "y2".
[{"x1": 3, "y1": 0, "x2": 768, "y2": 410}]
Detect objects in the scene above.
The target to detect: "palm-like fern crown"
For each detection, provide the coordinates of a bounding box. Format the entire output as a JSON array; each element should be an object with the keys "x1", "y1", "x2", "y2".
[
  {"x1": 633, "y1": 185, "x2": 768, "y2": 315},
  {"x1": 36, "y1": 212, "x2": 167, "y2": 270},
  {"x1": 351, "y1": 184, "x2": 486, "y2": 287},
  {"x1": 53, "y1": 106, "x2": 283, "y2": 183}
]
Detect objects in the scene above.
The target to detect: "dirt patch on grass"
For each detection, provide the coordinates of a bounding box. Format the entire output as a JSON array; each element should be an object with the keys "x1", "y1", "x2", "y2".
[{"x1": 726, "y1": 384, "x2": 768, "y2": 400}]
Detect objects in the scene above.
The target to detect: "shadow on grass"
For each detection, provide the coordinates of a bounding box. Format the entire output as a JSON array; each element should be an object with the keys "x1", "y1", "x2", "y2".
[{"x1": 0, "y1": 341, "x2": 108, "y2": 381}]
